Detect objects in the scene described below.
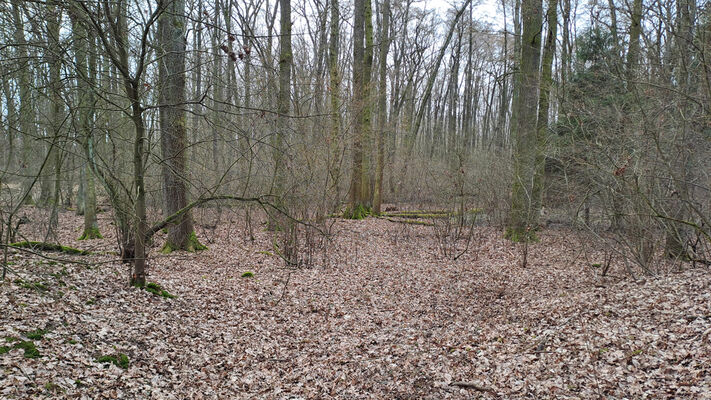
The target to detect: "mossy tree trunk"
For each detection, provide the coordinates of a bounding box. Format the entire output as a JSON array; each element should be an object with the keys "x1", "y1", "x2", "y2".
[
  {"x1": 328, "y1": 0, "x2": 342, "y2": 210},
  {"x1": 507, "y1": 0, "x2": 543, "y2": 241},
  {"x1": 157, "y1": 0, "x2": 204, "y2": 252}
]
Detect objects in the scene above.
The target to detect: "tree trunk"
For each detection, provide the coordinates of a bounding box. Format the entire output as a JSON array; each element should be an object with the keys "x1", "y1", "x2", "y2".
[
  {"x1": 532, "y1": 0, "x2": 558, "y2": 217},
  {"x1": 348, "y1": 0, "x2": 367, "y2": 217},
  {"x1": 271, "y1": 0, "x2": 292, "y2": 227},
  {"x1": 373, "y1": 0, "x2": 390, "y2": 215},
  {"x1": 69, "y1": 5, "x2": 102, "y2": 239},
  {"x1": 507, "y1": 0, "x2": 544, "y2": 241},
  {"x1": 158, "y1": 0, "x2": 204, "y2": 252},
  {"x1": 328, "y1": 0, "x2": 342, "y2": 209},
  {"x1": 11, "y1": 0, "x2": 36, "y2": 205}
]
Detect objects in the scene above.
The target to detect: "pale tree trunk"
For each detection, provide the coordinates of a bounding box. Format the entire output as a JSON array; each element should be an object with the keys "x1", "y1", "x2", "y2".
[
  {"x1": 190, "y1": 0, "x2": 203, "y2": 176},
  {"x1": 399, "y1": 0, "x2": 471, "y2": 187},
  {"x1": 46, "y1": 0, "x2": 64, "y2": 236},
  {"x1": 211, "y1": 0, "x2": 223, "y2": 181},
  {"x1": 532, "y1": 0, "x2": 557, "y2": 217},
  {"x1": 270, "y1": 0, "x2": 291, "y2": 226},
  {"x1": 11, "y1": 0, "x2": 36, "y2": 205},
  {"x1": 158, "y1": 0, "x2": 204, "y2": 252},
  {"x1": 69, "y1": 5, "x2": 101, "y2": 239},
  {"x1": 2, "y1": 79, "x2": 16, "y2": 175},
  {"x1": 360, "y1": 0, "x2": 375, "y2": 206},
  {"x1": 372, "y1": 0, "x2": 390, "y2": 215},
  {"x1": 664, "y1": 0, "x2": 694, "y2": 258},
  {"x1": 507, "y1": 0, "x2": 543, "y2": 241}
]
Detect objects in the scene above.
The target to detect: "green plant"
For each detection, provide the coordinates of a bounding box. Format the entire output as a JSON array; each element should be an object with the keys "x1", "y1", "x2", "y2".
[
  {"x1": 14, "y1": 341, "x2": 41, "y2": 358},
  {"x1": 96, "y1": 353, "x2": 129, "y2": 369},
  {"x1": 14, "y1": 279, "x2": 49, "y2": 291},
  {"x1": 26, "y1": 328, "x2": 49, "y2": 340},
  {"x1": 0, "y1": 346, "x2": 9, "y2": 354},
  {"x1": 241, "y1": 271, "x2": 254, "y2": 278},
  {"x1": 144, "y1": 282, "x2": 175, "y2": 299}
]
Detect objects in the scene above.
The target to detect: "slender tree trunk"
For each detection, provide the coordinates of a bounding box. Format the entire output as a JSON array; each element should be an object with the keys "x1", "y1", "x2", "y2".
[
  {"x1": 328, "y1": 0, "x2": 342, "y2": 209},
  {"x1": 46, "y1": 0, "x2": 63, "y2": 235},
  {"x1": 12, "y1": 0, "x2": 36, "y2": 205},
  {"x1": 69, "y1": 6, "x2": 102, "y2": 239},
  {"x1": 361, "y1": 0, "x2": 374, "y2": 206},
  {"x1": 269, "y1": 0, "x2": 292, "y2": 227},
  {"x1": 373, "y1": 0, "x2": 390, "y2": 215},
  {"x1": 532, "y1": 0, "x2": 558, "y2": 217}
]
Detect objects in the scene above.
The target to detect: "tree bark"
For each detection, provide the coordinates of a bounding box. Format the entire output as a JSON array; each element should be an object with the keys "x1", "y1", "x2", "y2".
[
  {"x1": 158, "y1": 0, "x2": 204, "y2": 252},
  {"x1": 507, "y1": 0, "x2": 544, "y2": 241},
  {"x1": 373, "y1": 0, "x2": 390, "y2": 215}
]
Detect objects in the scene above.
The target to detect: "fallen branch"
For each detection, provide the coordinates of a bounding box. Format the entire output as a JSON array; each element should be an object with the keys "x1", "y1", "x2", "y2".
[
  {"x1": 8, "y1": 241, "x2": 91, "y2": 255},
  {"x1": 379, "y1": 216, "x2": 434, "y2": 226},
  {"x1": 450, "y1": 381, "x2": 494, "y2": 392}
]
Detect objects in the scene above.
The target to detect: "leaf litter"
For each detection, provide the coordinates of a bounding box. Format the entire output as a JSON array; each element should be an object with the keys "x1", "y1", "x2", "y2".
[{"x1": 0, "y1": 209, "x2": 709, "y2": 398}]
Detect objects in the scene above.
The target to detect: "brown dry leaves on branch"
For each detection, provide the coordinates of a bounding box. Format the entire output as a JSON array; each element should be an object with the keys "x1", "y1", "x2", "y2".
[{"x1": 1, "y1": 209, "x2": 710, "y2": 399}]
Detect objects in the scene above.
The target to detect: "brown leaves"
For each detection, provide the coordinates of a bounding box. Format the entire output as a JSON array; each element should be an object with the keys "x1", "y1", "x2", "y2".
[{"x1": 1, "y1": 209, "x2": 710, "y2": 398}]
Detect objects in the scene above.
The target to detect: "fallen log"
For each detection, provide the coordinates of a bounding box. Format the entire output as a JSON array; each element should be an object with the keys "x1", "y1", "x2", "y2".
[{"x1": 8, "y1": 241, "x2": 91, "y2": 255}]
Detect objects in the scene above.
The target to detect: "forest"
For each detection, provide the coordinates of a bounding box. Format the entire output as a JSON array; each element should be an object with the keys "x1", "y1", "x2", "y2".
[{"x1": 0, "y1": 0, "x2": 709, "y2": 397}]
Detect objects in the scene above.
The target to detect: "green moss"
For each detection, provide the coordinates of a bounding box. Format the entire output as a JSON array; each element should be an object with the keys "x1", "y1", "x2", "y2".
[
  {"x1": 67, "y1": 339, "x2": 77, "y2": 345},
  {"x1": 241, "y1": 271, "x2": 254, "y2": 278},
  {"x1": 9, "y1": 241, "x2": 90, "y2": 255},
  {"x1": 0, "y1": 346, "x2": 9, "y2": 354},
  {"x1": 96, "y1": 353, "x2": 129, "y2": 369},
  {"x1": 5, "y1": 336, "x2": 20, "y2": 343},
  {"x1": 504, "y1": 227, "x2": 539, "y2": 243},
  {"x1": 14, "y1": 340, "x2": 41, "y2": 358},
  {"x1": 144, "y1": 282, "x2": 175, "y2": 299},
  {"x1": 187, "y1": 231, "x2": 207, "y2": 251},
  {"x1": 161, "y1": 231, "x2": 207, "y2": 254},
  {"x1": 591, "y1": 263, "x2": 602, "y2": 268},
  {"x1": 44, "y1": 382, "x2": 63, "y2": 393},
  {"x1": 78, "y1": 226, "x2": 103, "y2": 240},
  {"x1": 343, "y1": 204, "x2": 371, "y2": 220},
  {"x1": 26, "y1": 328, "x2": 49, "y2": 340},
  {"x1": 85, "y1": 298, "x2": 95, "y2": 305},
  {"x1": 14, "y1": 279, "x2": 48, "y2": 292}
]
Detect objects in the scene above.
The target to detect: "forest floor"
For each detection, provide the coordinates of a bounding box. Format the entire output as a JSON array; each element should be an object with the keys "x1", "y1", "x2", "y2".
[{"x1": 1, "y1": 207, "x2": 710, "y2": 399}]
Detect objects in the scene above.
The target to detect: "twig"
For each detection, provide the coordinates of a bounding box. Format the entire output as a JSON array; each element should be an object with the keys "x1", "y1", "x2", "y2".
[{"x1": 450, "y1": 381, "x2": 494, "y2": 392}]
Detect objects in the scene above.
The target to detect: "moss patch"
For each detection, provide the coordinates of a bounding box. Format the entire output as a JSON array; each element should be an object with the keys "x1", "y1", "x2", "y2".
[
  {"x1": 0, "y1": 346, "x2": 9, "y2": 354},
  {"x1": 9, "y1": 241, "x2": 90, "y2": 255},
  {"x1": 96, "y1": 353, "x2": 129, "y2": 369},
  {"x1": 161, "y1": 231, "x2": 207, "y2": 254},
  {"x1": 241, "y1": 271, "x2": 254, "y2": 278},
  {"x1": 343, "y1": 204, "x2": 371, "y2": 220},
  {"x1": 14, "y1": 340, "x2": 41, "y2": 358},
  {"x1": 504, "y1": 227, "x2": 539, "y2": 243},
  {"x1": 14, "y1": 279, "x2": 49, "y2": 292},
  {"x1": 143, "y1": 282, "x2": 176, "y2": 299},
  {"x1": 78, "y1": 226, "x2": 103, "y2": 240},
  {"x1": 25, "y1": 328, "x2": 49, "y2": 340}
]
